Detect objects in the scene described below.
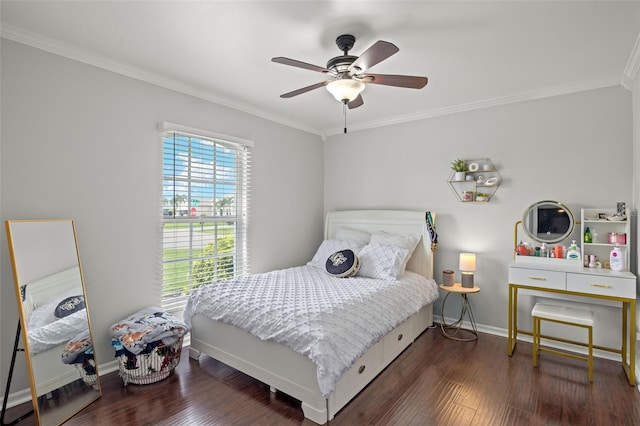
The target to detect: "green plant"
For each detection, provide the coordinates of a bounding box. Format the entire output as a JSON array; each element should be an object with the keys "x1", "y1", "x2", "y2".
[
  {"x1": 193, "y1": 236, "x2": 235, "y2": 287},
  {"x1": 451, "y1": 159, "x2": 467, "y2": 172}
]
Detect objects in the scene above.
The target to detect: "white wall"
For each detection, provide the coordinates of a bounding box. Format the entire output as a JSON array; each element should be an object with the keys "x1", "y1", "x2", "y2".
[
  {"x1": 324, "y1": 86, "x2": 634, "y2": 344},
  {"x1": 1, "y1": 36, "x2": 636, "y2": 399},
  {"x1": 0, "y1": 40, "x2": 324, "y2": 394}
]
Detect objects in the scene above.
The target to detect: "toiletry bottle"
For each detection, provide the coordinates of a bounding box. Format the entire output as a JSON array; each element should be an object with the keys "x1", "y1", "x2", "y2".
[
  {"x1": 540, "y1": 243, "x2": 548, "y2": 258},
  {"x1": 566, "y1": 240, "x2": 581, "y2": 260},
  {"x1": 553, "y1": 245, "x2": 563, "y2": 259},
  {"x1": 584, "y1": 227, "x2": 592, "y2": 243},
  {"x1": 610, "y1": 244, "x2": 624, "y2": 271},
  {"x1": 516, "y1": 241, "x2": 528, "y2": 256}
]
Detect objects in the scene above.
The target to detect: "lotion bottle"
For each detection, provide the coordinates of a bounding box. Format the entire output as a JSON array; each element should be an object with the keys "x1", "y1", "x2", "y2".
[
  {"x1": 566, "y1": 240, "x2": 581, "y2": 260},
  {"x1": 610, "y1": 244, "x2": 624, "y2": 271}
]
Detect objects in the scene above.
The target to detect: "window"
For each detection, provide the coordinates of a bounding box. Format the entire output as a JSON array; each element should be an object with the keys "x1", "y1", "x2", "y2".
[{"x1": 160, "y1": 122, "x2": 252, "y2": 314}]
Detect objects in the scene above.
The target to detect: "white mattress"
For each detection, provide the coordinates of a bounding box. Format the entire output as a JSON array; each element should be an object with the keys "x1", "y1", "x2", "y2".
[{"x1": 184, "y1": 265, "x2": 438, "y2": 396}]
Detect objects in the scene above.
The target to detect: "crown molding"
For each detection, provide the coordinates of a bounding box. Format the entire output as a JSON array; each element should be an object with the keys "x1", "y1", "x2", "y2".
[
  {"x1": 324, "y1": 77, "x2": 622, "y2": 136},
  {"x1": 0, "y1": 24, "x2": 322, "y2": 136},
  {"x1": 1, "y1": 24, "x2": 628, "y2": 139},
  {"x1": 622, "y1": 32, "x2": 640, "y2": 90}
]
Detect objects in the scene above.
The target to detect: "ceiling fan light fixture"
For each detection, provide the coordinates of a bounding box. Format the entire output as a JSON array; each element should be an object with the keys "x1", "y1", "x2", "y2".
[{"x1": 326, "y1": 79, "x2": 365, "y2": 103}]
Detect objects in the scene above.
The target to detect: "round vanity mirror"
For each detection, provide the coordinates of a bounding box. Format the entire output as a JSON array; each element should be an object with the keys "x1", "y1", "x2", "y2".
[{"x1": 522, "y1": 200, "x2": 575, "y2": 244}]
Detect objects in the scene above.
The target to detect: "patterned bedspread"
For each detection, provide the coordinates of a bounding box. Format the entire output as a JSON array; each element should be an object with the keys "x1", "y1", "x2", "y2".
[{"x1": 184, "y1": 265, "x2": 438, "y2": 397}]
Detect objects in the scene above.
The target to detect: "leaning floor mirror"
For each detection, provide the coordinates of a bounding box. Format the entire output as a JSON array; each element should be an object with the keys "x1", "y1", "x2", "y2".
[{"x1": 5, "y1": 219, "x2": 101, "y2": 425}]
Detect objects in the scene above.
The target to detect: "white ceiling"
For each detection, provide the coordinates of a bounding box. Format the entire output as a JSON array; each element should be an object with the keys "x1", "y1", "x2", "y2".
[{"x1": 2, "y1": 1, "x2": 639, "y2": 136}]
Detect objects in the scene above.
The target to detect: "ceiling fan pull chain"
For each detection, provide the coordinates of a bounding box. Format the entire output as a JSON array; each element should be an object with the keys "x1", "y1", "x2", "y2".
[{"x1": 343, "y1": 101, "x2": 348, "y2": 134}]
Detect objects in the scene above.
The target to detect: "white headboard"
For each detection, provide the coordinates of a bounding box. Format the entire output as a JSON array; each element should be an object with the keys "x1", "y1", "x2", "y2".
[
  {"x1": 23, "y1": 266, "x2": 83, "y2": 317},
  {"x1": 325, "y1": 210, "x2": 435, "y2": 279}
]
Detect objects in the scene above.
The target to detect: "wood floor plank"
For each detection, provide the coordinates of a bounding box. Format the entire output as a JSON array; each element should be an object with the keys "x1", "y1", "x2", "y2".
[
  {"x1": 377, "y1": 371, "x2": 474, "y2": 426},
  {"x1": 4, "y1": 327, "x2": 640, "y2": 425}
]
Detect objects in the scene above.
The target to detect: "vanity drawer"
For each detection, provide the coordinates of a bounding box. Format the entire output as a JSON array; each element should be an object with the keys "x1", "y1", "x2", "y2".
[
  {"x1": 509, "y1": 267, "x2": 566, "y2": 290},
  {"x1": 567, "y1": 273, "x2": 636, "y2": 299}
]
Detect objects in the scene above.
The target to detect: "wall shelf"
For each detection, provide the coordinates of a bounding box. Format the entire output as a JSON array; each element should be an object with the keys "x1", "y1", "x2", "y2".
[
  {"x1": 581, "y1": 207, "x2": 630, "y2": 270},
  {"x1": 447, "y1": 158, "x2": 501, "y2": 202}
]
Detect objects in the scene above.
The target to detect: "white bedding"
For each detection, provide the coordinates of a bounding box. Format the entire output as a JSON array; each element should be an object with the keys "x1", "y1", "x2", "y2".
[
  {"x1": 27, "y1": 301, "x2": 88, "y2": 355},
  {"x1": 22, "y1": 266, "x2": 88, "y2": 355},
  {"x1": 184, "y1": 265, "x2": 438, "y2": 397}
]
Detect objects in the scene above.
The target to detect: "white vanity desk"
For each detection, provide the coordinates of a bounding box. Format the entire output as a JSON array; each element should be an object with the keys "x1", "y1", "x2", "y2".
[{"x1": 508, "y1": 257, "x2": 637, "y2": 385}]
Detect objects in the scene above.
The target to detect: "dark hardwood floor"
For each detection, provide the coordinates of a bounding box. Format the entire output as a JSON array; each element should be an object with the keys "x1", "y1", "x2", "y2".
[{"x1": 5, "y1": 326, "x2": 640, "y2": 425}]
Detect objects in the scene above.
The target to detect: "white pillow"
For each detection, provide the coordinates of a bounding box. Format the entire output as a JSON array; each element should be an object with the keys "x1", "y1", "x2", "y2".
[
  {"x1": 308, "y1": 239, "x2": 365, "y2": 268},
  {"x1": 369, "y1": 231, "x2": 420, "y2": 253},
  {"x1": 369, "y1": 231, "x2": 421, "y2": 274},
  {"x1": 357, "y1": 243, "x2": 410, "y2": 280},
  {"x1": 334, "y1": 227, "x2": 371, "y2": 245}
]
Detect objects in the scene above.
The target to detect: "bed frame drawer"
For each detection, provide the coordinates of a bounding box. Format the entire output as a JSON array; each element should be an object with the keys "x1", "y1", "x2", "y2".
[
  {"x1": 333, "y1": 339, "x2": 384, "y2": 403},
  {"x1": 383, "y1": 316, "x2": 413, "y2": 360}
]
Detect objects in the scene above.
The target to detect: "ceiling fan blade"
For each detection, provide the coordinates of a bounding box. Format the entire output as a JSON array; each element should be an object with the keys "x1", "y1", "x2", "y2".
[
  {"x1": 360, "y1": 73, "x2": 428, "y2": 89},
  {"x1": 348, "y1": 94, "x2": 364, "y2": 109},
  {"x1": 272, "y1": 57, "x2": 329, "y2": 74},
  {"x1": 349, "y1": 41, "x2": 399, "y2": 73},
  {"x1": 279, "y1": 81, "x2": 329, "y2": 98}
]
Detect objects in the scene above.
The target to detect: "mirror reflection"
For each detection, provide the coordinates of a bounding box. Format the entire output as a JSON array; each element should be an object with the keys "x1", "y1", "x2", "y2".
[
  {"x1": 5, "y1": 219, "x2": 101, "y2": 425},
  {"x1": 522, "y1": 200, "x2": 575, "y2": 244}
]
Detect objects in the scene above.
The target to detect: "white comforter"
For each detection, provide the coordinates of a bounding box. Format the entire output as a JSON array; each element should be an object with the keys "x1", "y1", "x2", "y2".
[
  {"x1": 27, "y1": 309, "x2": 88, "y2": 355},
  {"x1": 184, "y1": 265, "x2": 438, "y2": 397}
]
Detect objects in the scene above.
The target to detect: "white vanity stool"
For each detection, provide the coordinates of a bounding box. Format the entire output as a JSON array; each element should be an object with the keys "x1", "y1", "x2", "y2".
[{"x1": 531, "y1": 303, "x2": 594, "y2": 382}]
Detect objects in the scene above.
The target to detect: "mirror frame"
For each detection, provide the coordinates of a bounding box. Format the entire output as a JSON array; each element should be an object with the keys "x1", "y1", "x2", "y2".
[
  {"x1": 521, "y1": 200, "x2": 575, "y2": 244},
  {"x1": 5, "y1": 219, "x2": 101, "y2": 425}
]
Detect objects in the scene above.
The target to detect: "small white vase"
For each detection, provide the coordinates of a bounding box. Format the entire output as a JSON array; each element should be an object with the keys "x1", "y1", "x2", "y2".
[{"x1": 453, "y1": 171, "x2": 466, "y2": 181}]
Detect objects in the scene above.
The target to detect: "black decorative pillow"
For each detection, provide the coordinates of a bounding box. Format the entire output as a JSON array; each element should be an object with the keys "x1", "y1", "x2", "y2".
[
  {"x1": 54, "y1": 295, "x2": 85, "y2": 318},
  {"x1": 325, "y1": 249, "x2": 360, "y2": 278}
]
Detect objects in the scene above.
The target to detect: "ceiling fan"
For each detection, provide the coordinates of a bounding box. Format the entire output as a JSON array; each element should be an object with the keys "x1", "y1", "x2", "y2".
[{"x1": 272, "y1": 34, "x2": 428, "y2": 111}]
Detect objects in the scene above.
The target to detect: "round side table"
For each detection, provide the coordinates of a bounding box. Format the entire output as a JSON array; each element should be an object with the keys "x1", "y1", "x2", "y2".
[{"x1": 439, "y1": 283, "x2": 480, "y2": 341}]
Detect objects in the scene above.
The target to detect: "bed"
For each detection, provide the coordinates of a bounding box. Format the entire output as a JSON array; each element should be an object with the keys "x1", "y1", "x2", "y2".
[
  {"x1": 186, "y1": 210, "x2": 438, "y2": 424},
  {"x1": 22, "y1": 267, "x2": 91, "y2": 396}
]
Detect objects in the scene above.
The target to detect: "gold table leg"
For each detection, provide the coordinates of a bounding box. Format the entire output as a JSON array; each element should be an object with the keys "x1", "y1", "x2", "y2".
[
  {"x1": 630, "y1": 299, "x2": 636, "y2": 384},
  {"x1": 627, "y1": 300, "x2": 636, "y2": 385},
  {"x1": 508, "y1": 284, "x2": 518, "y2": 355}
]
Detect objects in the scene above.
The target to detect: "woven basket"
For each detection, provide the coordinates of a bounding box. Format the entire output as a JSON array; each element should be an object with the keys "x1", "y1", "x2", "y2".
[
  {"x1": 116, "y1": 337, "x2": 183, "y2": 385},
  {"x1": 75, "y1": 357, "x2": 98, "y2": 389}
]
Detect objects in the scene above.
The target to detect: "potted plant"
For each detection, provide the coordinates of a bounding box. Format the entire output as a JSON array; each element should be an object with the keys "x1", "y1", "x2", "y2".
[
  {"x1": 476, "y1": 192, "x2": 489, "y2": 202},
  {"x1": 451, "y1": 159, "x2": 467, "y2": 181}
]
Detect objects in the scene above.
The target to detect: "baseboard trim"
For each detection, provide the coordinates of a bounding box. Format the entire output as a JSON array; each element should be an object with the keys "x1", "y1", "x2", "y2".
[{"x1": 4, "y1": 360, "x2": 119, "y2": 409}]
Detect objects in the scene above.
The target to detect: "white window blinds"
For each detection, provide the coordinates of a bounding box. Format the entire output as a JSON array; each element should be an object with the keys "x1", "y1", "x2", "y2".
[{"x1": 160, "y1": 122, "x2": 252, "y2": 313}]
